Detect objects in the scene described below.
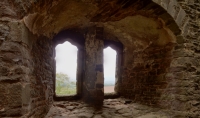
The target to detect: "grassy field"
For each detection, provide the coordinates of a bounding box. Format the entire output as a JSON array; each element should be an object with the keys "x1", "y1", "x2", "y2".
[
  {"x1": 56, "y1": 86, "x2": 76, "y2": 96},
  {"x1": 56, "y1": 82, "x2": 115, "y2": 95}
]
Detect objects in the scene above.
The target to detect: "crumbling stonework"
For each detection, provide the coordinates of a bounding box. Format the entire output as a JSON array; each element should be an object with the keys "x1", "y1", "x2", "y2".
[{"x1": 0, "y1": 0, "x2": 200, "y2": 117}]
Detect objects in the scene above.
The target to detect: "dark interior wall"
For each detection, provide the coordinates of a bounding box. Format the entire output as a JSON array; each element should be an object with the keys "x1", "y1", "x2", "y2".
[
  {"x1": 0, "y1": 20, "x2": 40, "y2": 117},
  {"x1": 120, "y1": 43, "x2": 174, "y2": 106},
  {"x1": 0, "y1": 19, "x2": 54, "y2": 117},
  {"x1": 30, "y1": 36, "x2": 54, "y2": 117}
]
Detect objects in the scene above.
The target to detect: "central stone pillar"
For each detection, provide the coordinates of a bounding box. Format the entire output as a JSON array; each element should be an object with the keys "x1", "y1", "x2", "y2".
[{"x1": 83, "y1": 26, "x2": 104, "y2": 105}]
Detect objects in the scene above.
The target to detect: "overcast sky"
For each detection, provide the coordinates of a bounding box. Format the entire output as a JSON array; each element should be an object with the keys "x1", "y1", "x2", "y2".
[{"x1": 55, "y1": 41, "x2": 116, "y2": 83}]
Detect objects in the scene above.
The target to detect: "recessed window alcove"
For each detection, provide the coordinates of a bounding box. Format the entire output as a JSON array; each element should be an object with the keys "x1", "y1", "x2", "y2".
[
  {"x1": 104, "y1": 40, "x2": 123, "y2": 98},
  {"x1": 103, "y1": 47, "x2": 116, "y2": 94},
  {"x1": 55, "y1": 41, "x2": 78, "y2": 96},
  {"x1": 53, "y1": 30, "x2": 85, "y2": 101},
  {"x1": 52, "y1": 29, "x2": 124, "y2": 100}
]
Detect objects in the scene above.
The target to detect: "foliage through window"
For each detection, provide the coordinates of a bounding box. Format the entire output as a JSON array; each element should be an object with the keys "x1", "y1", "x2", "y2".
[
  {"x1": 56, "y1": 73, "x2": 76, "y2": 95},
  {"x1": 55, "y1": 41, "x2": 78, "y2": 96}
]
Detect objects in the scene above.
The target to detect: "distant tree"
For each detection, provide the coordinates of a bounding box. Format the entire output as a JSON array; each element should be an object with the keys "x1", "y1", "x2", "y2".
[
  {"x1": 56, "y1": 73, "x2": 70, "y2": 94},
  {"x1": 55, "y1": 72, "x2": 76, "y2": 95}
]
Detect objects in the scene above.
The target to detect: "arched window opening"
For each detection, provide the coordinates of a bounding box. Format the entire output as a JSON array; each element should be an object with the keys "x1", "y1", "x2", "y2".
[
  {"x1": 104, "y1": 47, "x2": 117, "y2": 93},
  {"x1": 55, "y1": 41, "x2": 78, "y2": 96}
]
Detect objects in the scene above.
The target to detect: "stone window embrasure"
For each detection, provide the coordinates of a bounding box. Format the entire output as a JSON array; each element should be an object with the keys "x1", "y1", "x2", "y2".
[
  {"x1": 103, "y1": 47, "x2": 116, "y2": 93},
  {"x1": 54, "y1": 41, "x2": 78, "y2": 96},
  {"x1": 53, "y1": 30, "x2": 85, "y2": 101},
  {"x1": 52, "y1": 29, "x2": 123, "y2": 101},
  {"x1": 104, "y1": 40, "x2": 123, "y2": 98}
]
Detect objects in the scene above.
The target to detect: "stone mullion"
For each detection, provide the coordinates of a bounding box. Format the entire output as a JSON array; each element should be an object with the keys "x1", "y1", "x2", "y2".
[{"x1": 83, "y1": 27, "x2": 104, "y2": 105}]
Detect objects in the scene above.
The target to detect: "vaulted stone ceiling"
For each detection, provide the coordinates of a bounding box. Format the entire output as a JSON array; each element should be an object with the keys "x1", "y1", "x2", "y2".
[{"x1": 1, "y1": 0, "x2": 179, "y2": 51}]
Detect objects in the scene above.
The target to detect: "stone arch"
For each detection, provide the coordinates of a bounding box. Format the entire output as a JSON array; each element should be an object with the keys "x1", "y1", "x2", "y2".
[
  {"x1": 53, "y1": 29, "x2": 85, "y2": 49},
  {"x1": 151, "y1": 0, "x2": 189, "y2": 35},
  {"x1": 1, "y1": 0, "x2": 188, "y2": 37},
  {"x1": 12, "y1": 0, "x2": 188, "y2": 38}
]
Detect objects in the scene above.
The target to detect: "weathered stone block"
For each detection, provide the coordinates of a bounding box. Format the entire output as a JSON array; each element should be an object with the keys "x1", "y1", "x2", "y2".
[
  {"x1": 22, "y1": 84, "x2": 31, "y2": 105},
  {"x1": 6, "y1": 83, "x2": 22, "y2": 108},
  {"x1": 160, "y1": 0, "x2": 170, "y2": 10},
  {"x1": 167, "y1": 0, "x2": 179, "y2": 18},
  {"x1": 0, "y1": 23, "x2": 9, "y2": 43},
  {"x1": 0, "y1": 66, "x2": 9, "y2": 76},
  {"x1": 1, "y1": 52, "x2": 22, "y2": 63},
  {"x1": 176, "y1": 35, "x2": 185, "y2": 44},
  {"x1": 176, "y1": 8, "x2": 187, "y2": 27},
  {"x1": 7, "y1": 21, "x2": 34, "y2": 48},
  {"x1": 0, "y1": 42, "x2": 21, "y2": 52}
]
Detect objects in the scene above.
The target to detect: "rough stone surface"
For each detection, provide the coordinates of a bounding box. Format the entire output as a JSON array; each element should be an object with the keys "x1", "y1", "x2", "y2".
[
  {"x1": 45, "y1": 98, "x2": 174, "y2": 118},
  {"x1": 28, "y1": 36, "x2": 54, "y2": 117},
  {"x1": 120, "y1": 42, "x2": 175, "y2": 107},
  {"x1": 0, "y1": 20, "x2": 34, "y2": 117},
  {"x1": 0, "y1": 20, "x2": 54, "y2": 117},
  {"x1": 83, "y1": 27, "x2": 104, "y2": 105},
  {"x1": 0, "y1": 0, "x2": 200, "y2": 117}
]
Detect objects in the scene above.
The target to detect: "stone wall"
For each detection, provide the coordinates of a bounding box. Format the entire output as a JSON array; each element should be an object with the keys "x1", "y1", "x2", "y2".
[
  {"x1": 0, "y1": 20, "x2": 54, "y2": 117},
  {"x1": 161, "y1": 0, "x2": 200, "y2": 117},
  {"x1": 166, "y1": 0, "x2": 200, "y2": 117},
  {"x1": 29, "y1": 36, "x2": 54, "y2": 117},
  {"x1": 0, "y1": 20, "x2": 34, "y2": 117},
  {"x1": 121, "y1": 43, "x2": 174, "y2": 105},
  {"x1": 119, "y1": 0, "x2": 200, "y2": 117}
]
